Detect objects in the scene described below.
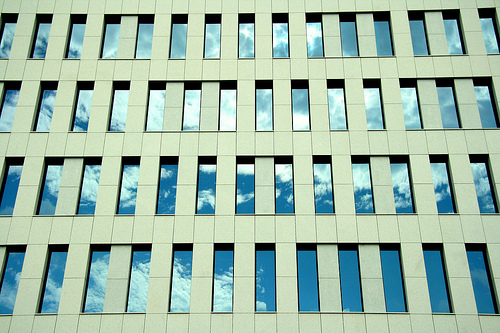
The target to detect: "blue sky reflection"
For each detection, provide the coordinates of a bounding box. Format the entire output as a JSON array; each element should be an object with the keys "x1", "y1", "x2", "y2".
[
  {"x1": 73, "y1": 89, "x2": 93, "y2": 131},
  {"x1": 118, "y1": 164, "x2": 140, "y2": 214},
  {"x1": 275, "y1": 163, "x2": 294, "y2": 214},
  {"x1": 471, "y1": 162, "x2": 497, "y2": 213},
  {"x1": 170, "y1": 23, "x2": 187, "y2": 59},
  {"x1": 101, "y1": 23, "x2": 119, "y2": 59},
  {"x1": 83, "y1": 250, "x2": 110, "y2": 313},
  {"x1": 380, "y1": 249, "x2": 406, "y2": 312},
  {"x1": 297, "y1": 249, "x2": 319, "y2": 311},
  {"x1": 341, "y1": 21, "x2": 358, "y2": 57},
  {"x1": 40, "y1": 250, "x2": 67, "y2": 313},
  {"x1": 352, "y1": 163, "x2": 374, "y2": 214},
  {"x1": 38, "y1": 164, "x2": 63, "y2": 215},
  {"x1": 423, "y1": 249, "x2": 450, "y2": 313},
  {"x1": 0, "y1": 251, "x2": 25, "y2": 314},
  {"x1": 127, "y1": 250, "x2": 151, "y2": 312},
  {"x1": 339, "y1": 249, "x2": 362, "y2": 312},
  {"x1": 0, "y1": 23, "x2": 16, "y2": 58},
  {"x1": 78, "y1": 164, "x2": 101, "y2": 215},
  {"x1": 239, "y1": 23, "x2": 254, "y2": 58},
  {"x1": 273, "y1": 23, "x2": 289, "y2": 58},
  {"x1": 400, "y1": 87, "x2": 421, "y2": 129},
  {"x1": 475, "y1": 86, "x2": 498, "y2": 128},
  {"x1": 256, "y1": 249, "x2": 275, "y2": 311},
  {"x1": 36, "y1": 89, "x2": 57, "y2": 132},
  {"x1": 197, "y1": 164, "x2": 216, "y2": 214},
  {"x1": 390, "y1": 163, "x2": 414, "y2": 213},
  {"x1": 444, "y1": 19, "x2": 464, "y2": 55},
  {"x1": 256, "y1": 88, "x2": 272, "y2": 131},
  {"x1": 32, "y1": 23, "x2": 51, "y2": 58},
  {"x1": 157, "y1": 164, "x2": 178, "y2": 214},
  {"x1": 374, "y1": 20, "x2": 393, "y2": 56},
  {"x1": 437, "y1": 86, "x2": 460, "y2": 128},
  {"x1": 170, "y1": 250, "x2": 192, "y2": 312},
  {"x1": 364, "y1": 88, "x2": 384, "y2": 130},
  {"x1": 0, "y1": 89, "x2": 20, "y2": 131},
  {"x1": 205, "y1": 23, "x2": 221, "y2": 58},
  {"x1": 409, "y1": 20, "x2": 428, "y2": 56},
  {"x1": 466, "y1": 249, "x2": 497, "y2": 314},
  {"x1": 67, "y1": 23, "x2": 85, "y2": 58},
  {"x1": 213, "y1": 249, "x2": 233, "y2": 312},
  {"x1": 430, "y1": 162, "x2": 455, "y2": 213},
  {"x1": 313, "y1": 163, "x2": 333, "y2": 214},
  {"x1": 236, "y1": 164, "x2": 254, "y2": 214},
  {"x1": 0, "y1": 164, "x2": 22, "y2": 215},
  {"x1": 136, "y1": 23, "x2": 153, "y2": 59},
  {"x1": 480, "y1": 18, "x2": 499, "y2": 54}
]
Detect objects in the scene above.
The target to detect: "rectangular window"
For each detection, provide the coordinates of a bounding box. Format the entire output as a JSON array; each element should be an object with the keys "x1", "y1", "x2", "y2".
[
  {"x1": 374, "y1": 13, "x2": 393, "y2": 56},
  {"x1": 474, "y1": 79, "x2": 499, "y2": 128},
  {"x1": 430, "y1": 157, "x2": 456, "y2": 214},
  {"x1": 340, "y1": 14, "x2": 358, "y2": 57},
  {"x1": 101, "y1": 16, "x2": 120, "y2": 59},
  {"x1": 470, "y1": 156, "x2": 498, "y2": 214},
  {"x1": 169, "y1": 244, "x2": 193, "y2": 312},
  {"x1": 272, "y1": 13, "x2": 289, "y2": 58},
  {"x1": 77, "y1": 159, "x2": 101, "y2": 215},
  {"x1": 0, "y1": 247, "x2": 25, "y2": 314},
  {"x1": 197, "y1": 157, "x2": 216, "y2": 214},
  {"x1": 239, "y1": 14, "x2": 254, "y2": 58},
  {"x1": 466, "y1": 244, "x2": 498, "y2": 314},
  {"x1": 479, "y1": 9, "x2": 500, "y2": 54},
  {"x1": 436, "y1": 80, "x2": 460, "y2": 128},
  {"x1": 182, "y1": 82, "x2": 201, "y2": 131},
  {"x1": 83, "y1": 247, "x2": 110, "y2": 313},
  {"x1": 39, "y1": 246, "x2": 68, "y2": 313},
  {"x1": 408, "y1": 12, "x2": 429, "y2": 56},
  {"x1": 380, "y1": 245, "x2": 406, "y2": 312},
  {"x1": 275, "y1": 158, "x2": 294, "y2": 214},
  {"x1": 31, "y1": 15, "x2": 52, "y2": 58},
  {"x1": 292, "y1": 80, "x2": 310, "y2": 130},
  {"x1": 135, "y1": 16, "x2": 154, "y2": 59},
  {"x1": 0, "y1": 14, "x2": 17, "y2": 58},
  {"x1": 213, "y1": 244, "x2": 233, "y2": 312},
  {"x1": 127, "y1": 246, "x2": 151, "y2": 313},
  {"x1": 443, "y1": 11, "x2": 465, "y2": 55},
  {"x1": 256, "y1": 80, "x2": 273, "y2": 131},
  {"x1": 109, "y1": 82, "x2": 130, "y2": 132},
  {"x1": 34, "y1": 82, "x2": 57, "y2": 132},
  {"x1": 328, "y1": 80, "x2": 347, "y2": 130},
  {"x1": 306, "y1": 13, "x2": 324, "y2": 57},
  {"x1": 364, "y1": 80, "x2": 384, "y2": 130},
  {"x1": 297, "y1": 244, "x2": 319, "y2": 312},
  {"x1": 400, "y1": 80, "x2": 422, "y2": 129},
  {"x1": 72, "y1": 82, "x2": 94, "y2": 132},
  {"x1": 256, "y1": 244, "x2": 275, "y2": 312},
  {"x1": 157, "y1": 157, "x2": 178, "y2": 215},
  {"x1": 423, "y1": 245, "x2": 451, "y2": 313},
  {"x1": 0, "y1": 81, "x2": 21, "y2": 132},
  {"x1": 145, "y1": 82, "x2": 166, "y2": 131},
  {"x1": 390, "y1": 159, "x2": 414, "y2": 214},
  {"x1": 352, "y1": 159, "x2": 374, "y2": 214},
  {"x1": 339, "y1": 245, "x2": 362, "y2": 312},
  {"x1": 117, "y1": 159, "x2": 140, "y2": 215},
  {"x1": 0, "y1": 159, "x2": 23, "y2": 215},
  {"x1": 313, "y1": 156, "x2": 334, "y2": 214},
  {"x1": 170, "y1": 15, "x2": 188, "y2": 59},
  {"x1": 66, "y1": 15, "x2": 86, "y2": 59},
  {"x1": 37, "y1": 160, "x2": 63, "y2": 215},
  {"x1": 220, "y1": 81, "x2": 237, "y2": 131},
  {"x1": 236, "y1": 158, "x2": 254, "y2": 214},
  {"x1": 204, "y1": 14, "x2": 221, "y2": 58}
]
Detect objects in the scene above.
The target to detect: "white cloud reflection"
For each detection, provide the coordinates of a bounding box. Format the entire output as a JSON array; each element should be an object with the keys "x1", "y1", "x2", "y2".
[
  {"x1": 314, "y1": 163, "x2": 333, "y2": 204},
  {"x1": 436, "y1": 86, "x2": 460, "y2": 129},
  {"x1": 273, "y1": 23, "x2": 289, "y2": 57},
  {"x1": 220, "y1": 90, "x2": 236, "y2": 131},
  {"x1": 118, "y1": 165, "x2": 140, "y2": 211},
  {"x1": 109, "y1": 90, "x2": 129, "y2": 131},
  {"x1": 239, "y1": 23, "x2": 254, "y2": 58},
  {"x1": 444, "y1": 19, "x2": 463, "y2": 55},
  {"x1": 213, "y1": 266, "x2": 233, "y2": 312},
  {"x1": 352, "y1": 163, "x2": 373, "y2": 213},
  {"x1": 481, "y1": 18, "x2": 500, "y2": 54},
  {"x1": 102, "y1": 24, "x2": 120, "y2": 59},
  {"x1": 401, "y1": 87, "x2": 421, "y2": 129},
  {"x1": 36, "y1": 89, "x2": 57, "y2": 132},
  {"x1": 73, "y1": 89, "x2": 93, "y2": 131},
  {"x1": 84, "y1": 252, "x2": 109, "y2": 313},
  {"x1": 146, "y1": 90, "x2": 166, "y2": 131},
  {"x1": 364, "y1": 88, "x2": 384, "y2": 130},
  {"x1": 32, "y1": 23, "x2": 51, "y2": 58},
  {"x1": 471, "y1": 162, "x2": 496, "y2": 213},
  {"x1": 182, "y1": 90, "x2": 201, "y2": 131},
  {"x1": 79, "y1": 164, "x2": 101, "y2": 213},
  {"x1": 67, "y1": 23, "x2": 85, "y2": 59},
  {"x1": 0, "y1": 23, "x2": 16, "y2": 58},
  {"x1": 0, "y1": 252, "x2": 24, "y2": 314},
  {"x1": 40, "y1": 252, "x2": 67, "y2": 313},
  {"x1": 39, "y1": 164, "x2": 63, "y2": 215},
  {"x1": 292, "y1": 88, "x2": 310, "y2": 130},
  {"x1": 127, "y1": 251, "x2": 150, "y2": 313},
  {"x1": 475, "y1": 86, "x2": 497, "y2": 129},
  {"x1": 136, "y1": 23, "x2": 153, "y2": 59},
  {"x1": 256, "y1": 89, "x2": 272, "y2": 130},
  {"x1": 391, "y1": 163, "x2": 413, "y2": 211},
  {"x1": 328, "y1": 88, "x2": 347, "y2": 130},
  {"x1": 205, "y1": 24, "x2": 221, "y2": 58},
  {"x1": 307, "y1": 22, "x2": 323, "y2": 57},
  {"x1": 0, "y1": 89, "x2": 19, "y2": 131},
  {"x1": 169, "y1": 254, "x2": 192, "y2": 312},
  {"x1": 170, "y1": 24, "x2": 187, "y2": 59}
]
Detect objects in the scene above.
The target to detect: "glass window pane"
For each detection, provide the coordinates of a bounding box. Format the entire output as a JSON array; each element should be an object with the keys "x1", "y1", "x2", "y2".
[
  {"x1": 127, "y1": 250, "x2": 151, "y2": 312},
  {"x1": 0, "y1": 22, "x2": 16, "y2": 58},
  {"x1": 40, "y1": 250, "x2": 68, "y2": 313},
  {"x1": 220, "y1": 89, "x2": 236, "y2": 131},
  {"x1": 0, "y1": 164, "x2": 22, "y2": 215},
  {"x1": 182, "y1": 89, "x2": 201, "y2": 131},
  {"x1": 313, "y1": 163, "x2": 334, "y2": 214},
  {"x1": 32, "y1": 22, "x2": 51, "y2": 58},
  {"x1": 475, "y1": 85, "x2": 498, "y2": 128},
  {"x1": 380, "y1": 249, "x2": 406, "y2": 312},
  {"x1": 101, "y1": 23, "x2": 120, "y2": 59},
  {"x1": 471, "y1": 162, "x2": 497, "y2": 213},
  {"x1": 136, "y1": 23, "x2": 153, "y2": 59},
  {"x1": 0, "y1": 88, "x2": 19, "y2": 132},
  {"x1": 391, "y1": 162, "x2": 414, "y2": 214},
  {"x1": 67, "y1": 23, "x2": 85, "y2": 58},
  {"x1": 38, "y1": 164, "x2": 63, "y2": 215},
  {"x1": 352, "y1": 163, "x2": 374, "y2": 214},
  {"x1": 118, "y1": 164, "x2": 140, "y2": 214},
  {"x1": 328, "y1": 88, "x2": 346, "y2": 130},
  {"x1": 364, "y1": 87, "x2": 384, "y2": 129},
  {"x1": 444, "y1": 19, "x2": 464, "y2": 55},
  {"x1": 36, "y1": 89, "x2": 57, "y2": 132},
  {"x1": 256, "y1": 248, "x2": 275, "y2": 311},
  {"x1": 423, "y1": 248, "x2": 451, "y2": 313},
  {"x1": 83, "y1": 250, "x2": 110, "y2": 313},
  {"x1": 374, "y1": 20, "x2": 393, "y2": 56},
  {"x1": 292, "y1": 88, "x2": 310, "y2": 130},
  {"x1": 239, "y1": 23, "x2": 254, "y2": 58},
  {"x1": 480, "y1": 17, "x2": 500, "y2": 54},
  {"x1": 197, "y1": 164, "x2": 216, "y2": 214},
  {"x1": 0, "y1": 251, "x2": 25, "y2": 314},
  {"x1": 306, "y1": 22, "x2": 323, "y2": 57},
  {"x1": 400, "y1": 87, "x2": 422, "y2": 129},
  {"x1": 236, "y1": 163, "x2": 254, "y2": 214},
  {"x1": 275, "y1": 163, "x2": 294, "y2": 214},
  {"x1": 340, "y1": 20, "x2": 358, "y2": 57},
  {"x1": 170, "y1": 249, "x2": 193, "y2": 312},
  {"x1": 409, "y1": 19, "x2": 429, "y2": 56},
  {"x1": 430, "y1": 162, "x2": 455, "y2": 214},
  {"x1": 297, "y1": 249, "x2": 319, "y2": 311},
  {"x1": 437, "y1": 86, "x2": 460, "y2": 128},
  {"x1": 205, "y1": 23, "x2": 221, "y2": 58},
  {"x1": 170, "y1": 23, "x2": 187, "y2": 59},
  {"x1": 72, "y1": 89, "x2": 93, "y2": 131},
  {"x1": 146, "y1": 89, "x2": 166, "y2": 131},
  {"x1": 213, "y1": 248, "x2": 233, "y2": 312},
  {"x1": 256, "y1": 88, "x2": 273, "y2": 131},
  {"x1": 78, "y1": 164, "x2": 101, "y2": 215},
  {"x1": 466, "y1": 248, "x2": 497, "y2": 314},
  {"x1": 157, "y1": 163, "x2": 178, "y2": 214},
  {"x1": 109, "y1": 89, "x2": 129, "y2": 131},
  {"x1": 339, "y1": 248, "x2": 362, "y2": 312},
  {"x1": 273, "y1": 23, "x2": 289, "y2": 58}
]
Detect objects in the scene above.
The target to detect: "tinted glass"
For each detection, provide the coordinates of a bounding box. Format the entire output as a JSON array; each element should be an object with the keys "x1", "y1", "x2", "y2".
[
  {"x1": 256, "y1": 249, "x2": 275, "y2": 311},
  {"x1": 136, "y1": 23, "x2": 153, "y2": 59},
  {"x1": 480, "y1": 17, "x2": 500, "y2": 54},
  {"x1": 40, "y1": 250, "x2": 67, "y2": 313},
  {"x1": 423, "y1": 249, "x2": 451, "y2": 313},
  {"x1": 471, "y1": 162, "x2": 497, "y2": 213},
  {"x1": 275, "y1": 163, "x2": 294, "y2": 214},
  {"x1": 466, "y1": 249, "x2": 497, "y2": 314},
  {"x1": 292, "y1": 88, "x2": 310, "y2": 130},
  {"x1": 306, "y1": 22, "x2": 323, "y2": 57},
  {"x1": 297, "y1": 249, "x2": 319, "y2": 311},
  {"x1": 391, "y1": 163, "x2": 414, "y2": 213},
  {"x1": 430, "y1": 163, "x2": 455, "y2": 214},
  {"x1": 475, "y1": 85, "x2": 498, "y2": 128},
  {"x1": 157, "y1": 164, "x2": 178, "y2": 214},
  {"x1": 32, "y1": 22, "x2": 51, "y2": 58},
  {"x1": 220, "y1": 89, "x2": 236, "y2": 131},
  {"x1": 182, "y1": 89, "x2": 201, "y2": 131},
  {"x1": 409, "y1": 20, "x2": 429, "y2": 55},
  {"x1": 0, "y1": 251, "x2": 25, "y2": 314},
  {"x1": 273, "y1": 23, "x2": 289, "y2": 57},
  {"x1": 205, "y1": 23, "x2": 221, "y2": 58},
  {"x1": 38, "y1": 164, "x2": 63, "y2": 215},
  {"x1": 339, "y1": 249, "x2": 362, "y2": 312},
  {"x1": 0, "y1": 164, "x2": 22, "y2": 215},
  {"x1": 236, "y1": 164, "x2": 254, "y2": 214},
  {"x1": 67, "y1": 23, "x2": 85, "y2": 58},
  {"x1": 170, "y1": 249, "x2": 193, "y2": 312},
  {"x1": 328, "y1": 88, "x2": 346, "y2": 130},
  {"x1": 313, "y1": 163, "x2": 334, "y2": 214},
  {"x1": 352, "y1": 163, "x2": 374, "y2": 214},
  {"x1": 117, "y1": 164, "x2": 140, "y2": 214},
  {"x1": 213, "y1": 249, "x2": 233, "y2": 312},
  {"x1": 0, "y1": 22, "x2": 16, "y2": 58},
  {"x1": 256, "y1": 88, "x2": 272, "y2": 130},
  {"x1": 77, "y1": 164, "x2": 101, "y2": 215},
  {"x1": 72, "y1": 89, "x2": 93, "y2": 131},
  {"x1": 35, "y1": 89, "x2": 57, "y2": 132},
  {"x1": 437, "y1": 86, "x2": 460, "y2": 128},
  {"x1": 374, "y1": 20, "x2": 393, "y2": 56},
  {"x1": 146, "y1": 89, "x2": 165, "y2": 131},
  {"x1": 197, "y1": 164, "x2": 216, "y2": 214},
  {"x1": 239, "y1": 23, "x2": 254, "y2": 58},
  {"x1": 444, "y1": 19, "x2": 464, "y2": 55},
  {"x1": 170, "y1": 23, "x2": 187, "y2": 59},
  {"x1": 127, "y1": 250, "x2": 151, "y2": 312},
  {"x1": 83, "y1": 250, "x2": 110, "y2": 313},
  {"x1": 340, "y1": 21, "x2": 358, "y2": 56},
  {"x1": 401, "y1": 87, "x2": 422, "y2": 129},
  {"x1": 380, "y1": 249, "x2": 406, "y2": 312},
  {"x1": 101, "y1": 23, "x2": 119, "y2": 59},
  {"x1": 0, "y1": 89, "x2": 19, "y2": 131},
  {"x1": 364, "y1": 87, "x2": 384, "y2": 129},
  {"x1": 109, "y1": 89, "x2": 129, "y2": 131}
]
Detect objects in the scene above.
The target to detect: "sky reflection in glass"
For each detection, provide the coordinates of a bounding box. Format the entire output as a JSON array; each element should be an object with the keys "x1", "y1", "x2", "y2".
[
  {"x1": 157, "y1": 164, "x2": 178, "y2": 214},
  {"x1": 341, "y1": 21, "x2": 358, "y2": 57},
  {"x1": 0, "y1": 89, "x2": 19, "y2": 131},
  {"x1": 205, "y1": 23, "x2": 221, "y2": 58},
  {"x1": 40, "y1": 250, "x2": 67, "y2": 313},
  {"x1": 314, "y1": 163, "x2": 333, "y2": 214},
  {"x1": 127, "y1": 250, "x2": 151, "y2": 312},
  {"x1": 423, "y1": 249, "x2": 451, "y2": 313},
  {"x1": 475, "y1": 86, "x2": 498, "y2": 128},
  {"x1": 32, "y1": 22, "x2": 51, "y2": 58},
  {"x1": 239, "y1": 23, "x2": 254, "y2": 58},
  {"x1": 213, "y1": 249, "x2": 233, "y2": 312},
  {"x1": 77, "y1": 164, "x2": 101, "y2": 215},
  {"x1": 101, "y1": 23, "x2": 119, "y2": 59},
  {"x1": 273, "y1": 23, "x2": 289, "y2": 58},
  {"x1": 256, "y1": 249, "x2": 275, "y2": 311},
  {"x1": 437, "y1": 86, "x2": 460, "y2": 128},
  {"x1": 146, "y1": 89, "x2": 165, "y2": 131},
  {"x1": 256, "y1": 88, "x2": 272, "y2": 130},
  {"x1": 409, "y1": 20, "x2": 428, "y2": 55},
  {"x1": 0, "y1": 251, "x2": 25, "y2": 314},
  {"x1": 352, "y1": 163, "x2": 374, "y2": 214},
  {"x1": 292, "y1": 88, "x2": 310, "y2": 130},
  {"x1": 444, "y1": 19, "x2": 464, "y2": 55},
  {"x1": 136, "y1": 23, "x2": 153, "y2": 59},
  {"x1": 401, "y1": 87, "x2": 421, "y2": 129},
  {"x1": 297, "y1": 249, "x2": 319, "y2": 311},
  {"x1": 220, "y1": 89, "x2": 236, "y2": 131},
  {"x1": 339, "y1": 249, "x2": 362, "y2": 312},
  {"x1": 109, "y1": 89, "x2": 129, "y2": 131},
  {"x1": 67, "y1": 23, "x2": 85, "y2": 58},
  {"x1": 182, "y1": 89, "x2": 201, "y2": 131},
  {"x1": 471, "y1": 162, "x2": 497, "y2": 213},
  {"x1": 306, "y1": 22, "x2": 323, "y2": 57},
  {"x1": 118, "y1": 164, "x2": 140, "y2": 214},
  {"x1": 0, "y1": 164, "x2": 22, "y2": 215},
  {"x1": 236, "y1": 164, "x2": 254, "y2": 214},
  {"x1": 0, "y1": 23, "x2": 16, "y2": 58},
  {"x1": 374, "y1": 20, "x2": 393, "y2": 56},
  {"x1": 480, "y1": 17, "x2": 499, "y2": 54},
  {"x1": 38, "y1": 164, "x2": 63, "y2": 215},
  {"x1": 170, "y1": 249, "x2": 192, "y2": 312},
  {"x1": 170, "y1": 23, "x2": 187, "y2": 59},
  {"x1": 275, "y1": 163, "x2": 294, "y2": 214},
  {"x1": 197, "y1": 164, "x2": 216, "y2": 214},
  {"x1": 83, "y1": 250, "x2": 110, "y2": 313},
  {"x1": 73, "y1": 89, "x2": 93, "y2": 131},
  {"x1": 380, "y1": 249, "x2": 406, "y2": 312},
  {"x1": 430, "y1": 163, "x2": 455, "y2": 214},
  {"x1": 36, "y1": 89, "x2": 57, "y2": 131},
  {"x1": 328, "y1": 88, "x2": 346, "y2": 130},
  {"x1": 466, "y1": 249, "x2": 497, "y2": 314},
  {"x1": 364, "y1": 87, "x2": 384, "y2": 129},
  {"x1": 391, "y1": 163, "x2": 414, "y2": 213}
]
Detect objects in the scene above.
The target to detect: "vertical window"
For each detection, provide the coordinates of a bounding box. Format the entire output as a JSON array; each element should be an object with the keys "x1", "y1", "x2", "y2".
[
  {"x1": 364, "y1": 80, "x2": 384, "y2": 130},
  {"x1": 479, "y1": 9, "x2": 500, "y2": 54},
  {"x1": 101, "y1": 16, "x2": 120, "y2": 59},
  {"x1": 339, "y1": 245, "x2": 362, "y2": 312},
  {"x1": 474, "y1": 79, "x2": 499, "y2": 128},
  {"x1": 213, "y1": 244, "x2": 234, "y2": 312},
  {"x1": 0, "y1": 14, "x2": 17, "y2": 58},
  {"x1": 169, "y1": 244, "x2": 193, "y2": 312},
  {"x1": 0, "y1": 81, "x2": 21, "y2": 132},
  {"x1": 182, "y1": 82, "x2": 201, "y2": 131},
  {"x1": 34, "y1": 82, "x2": 57, "y2": 132},
  {"x1": 408, "y1": 12, "x2": 429, "y2": 56},
  {"x1": 390, "y1": 159, "x2": 414, "y2": 214},
  {"x1": 256, "y1": 244, "x2": 276, "y2": 312},
  {"x1": 236, "y1": 158, "x2": 254, "y2": 214},
  {"x1": 117, "y1": 159, "x2": 140, "y2": 215},
  {"x1": 204, "y1": 14, "x2": 221, "y2": 59},
  {"x1": 127, "y1": 247, "x2": 151, "y2": 313},
  {"x1": 443, "y1": 11, "x2": 465, "y2": 55},
  {"x1": 352, "y1": 159, "x2": 374, "y2": 214},
  {"x1": 340, "y1": 14, "x2": 358, "y2": 57},
  {"x1": 292, "y1": 80, "x2": 310, "y2": 130},
  {"x1": 0, "y1": 159, "x2": 23, "y2": 215},
  {"x1": 83, "y1": 247, "x2": 110, "y2": 313},
  {"x1": 430, "y1": 157, "x2": 456, "y2": 214},
  {"x1": 275, "y1": 158, "x2": 294, "y2": 214},
  {"x1": 374, "y1": 13, "x2": 393, "y2": 56},
  {"x1": 0, "y1": 247, "x2": 25, "y2": 314},
  {"x1": 272, "y1": 14, "x2": 289, "y2": 58},
  {"x1": 197, "y1": 157, "x2": 216, "y2": 214},
  {"x1": 436, "y1": 80, "x2": 460, "y2": 129},
  {"x1": 145, "y1": 82, "x2": 166, "y2": 131},
  {"x1": 297, "y1": 245, "x2": 319, "y2": 312},
  {"x1": 313, "y1": 156, "x2": 334, "y2": 214},
  {"x1": 135, "y1": 16, "x2": 154, "y2": 59},
  {"x1": 328, "y1": 80, "x2": 347, "y2": 130},
  {"x1": 470, "y1": 156, "x2": 498, "y2": 214},
  {"x1": 66, "y1": 15, "x2": 86, "y2": 59},
  {"x1": 170, "y1": 15, "x2": 188, "y2": 59},
  {"x1": 77, "y1": 159, "x2": 101, "y2": 215},
  {"x1": 109, "y1": 82, "x2": 130, "y2": 132},
  {"x1": 31, "y1": 15, "x2": 52, "y2": 58},
  {"x1": 400, "y1": 80, "x2": 422, "y2": 129},
  {"x1": 423, "y1": 245, "x2": 451, "y2": 313},
  {"x1": 39, "y1": 246, "x2": 68, "y2": 313},
  {"x1": 306, "y1": 13, "x2": 324, "y2": 57},
  {"x1": 466, "y1": 245, "x2": 498, "y2": 314},
  {"x1": 256, "y1": 80, "x2": 273, "y2": 131},
  {"x1": 380, "y1": 245, "x2": 407, "y2": 312},
  {"x1": 239, "y1": 14, "x2": 254, "y2": 58},
  {"x1": 157, "y1": 157, "x2": 178, "y2": 215},
  {"x1": 37, "y1": 160, "x2": 63, "y2": 215},
  {"x1": 220, "y1": 81, "x2": 237, "y2": 131},
  {"x1": 72, "y1": 82, "x2": 94, "y2": 132}
]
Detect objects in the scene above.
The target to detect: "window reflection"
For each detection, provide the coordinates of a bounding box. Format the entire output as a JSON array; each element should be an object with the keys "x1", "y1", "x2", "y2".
[
  {"x1": 0, "y1": 17, "x2": 17, "y2": 58},
  {"x1": 470, "y1": 160, "x2": 497, "y2": 214},
  {"x1": 127, "y1": 249, "x2": 151, "y2": 312},
  {"x1": 479, "y1": 10, "x2": 500, "y2": 54},
  {"x1": 352, "y1": 162, "x2": 374, "y2": 214},
  {"x1": 40, "y1": 249, "x2": 68, "y2": 313},
  {"x1": 170, "y1": 15, "x2": 188, "y2": 59},
  {"x1": 146, "y1": 85, "x2": 166, "y2": 131},
  {"x1": 0, "y1": 163, "x2": 22, "y2": 215},
  {"x1": 466, "y1": 246, "x2": 498, "y2": 314},
  {"x1": 83, "y1": 249, "x2": 110, "y2": 313},
  {"x1": 328, "y1": 81, "x2": 347, "y2": 130},
  {"x1": 275, "y1": 162, "x2": 294, "y2": 214},
  {"x1": 273, "y1": 14, "x2": 289, "y2": 58},
  {"x1": 292, "y1": 82, "x2": 310, "y2": 130},
  {"x1": 35, "y1": 87, "x2": 57, "y2": 132},
  {"x1": 340, "y1": 16, "x2": 358, "y2": 57},
  {"x1": 0, "y1": 85, "x2": 20, "y2": 132},
  {"x1": 109, "y1": 85, "x2": 129, "y2": 131},
  {"x1": 239, "y1": 14, "x2": 254, "y2": 58},
  {"x1": 306, "y1": 15, "x2": 323, "y2": 57},
  {"x1": 66, "y1": 16, "x2": 86, "y2": 59},
  {"x1": 32, "y1": 18, "x2": 51, "y2": 58},
  {"x1": 256, "y1": 82, "x2": 273, "y2": 131},
  {"x1": 256, "y1": 245, "x2": 275, "y2": 312},
  {"x1": 182, "y1": 85, "x2": 201, "y2": 131},
  {"x1": 400, "y1": 86, "x2": 422, "y2": 129},
  {"x1": 436, "y1": 84, "x2": 460, "y2": 128},
  {"x1": 409, "y1": 13, "x2": 429, "y2": 56},
  {"x1": 236, "y1": 162, "x2": 254, "y2": 214},
  {"x1": 380, "y1": 247, "x2": 406, "y2": 312},
  {"x1": 297, "y1": 246, "x2": 319, "y2": 312},
  {"x1": 118, "y1": 162, "x2": 140, "y2": 214},
  {"x1": 205, "y1": 15, "x2": 221, "y2": 59},
  {"x1": 78, "y1": 163, "x2": 101, "y2": 215},
  {"x1": 313, "y1": 159, "x2": 334, "y2": 214},
  {"x1": 474, "y1": 84, "x2": 498, "y2": 129},
  {"x1": 391, "y1": 162, "x2": 414, "y2": 214},
  {"x1": 72, "y1": 85, "x2": 93, "y2": 131},
  {"x1": 423, "y1": 246, "x2": 451, "y2": 313},
  {"x1": 101, "y1": 21, "x2": 120, "y2": 59},
  {"x1": 374, "y1": 16, "x2": 393, "y2": 56},
  {"x1": 38, "y1": 163, "x2": 63, "y2": 215},
  {"x1": 430, "y1": 161, "x2": 455, "y2": 214},
  {"x1": 0, "y1": 250, "x2": 25, "y2": 314},
  {"x1": 364, "y1": 84, "x2": 384, "y2": 130},
  {"x1": 136, "y1": 22, "x2": 153, "y2": 59},
  {"x1": 339, "y1": 246, "x2": 362, "y2": 312},
  {"x1": 170, "y1": 246, "x2": 193, "y2": 312},
  {"x1": 157, "y1": 160, "x2": 178, "y2": 215},
  {"x1": 213, "y1": 246, "x2": 233, "y2": 312},
  {"x1": 443, "y1": 13, "x2": 464, "y2": 55},
  {"x1": 197, "y1": 161, "x2": 216, "y2": 214},
  {"x1": 220, "y1": 82, "x2": 236, "y2": 131}
]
